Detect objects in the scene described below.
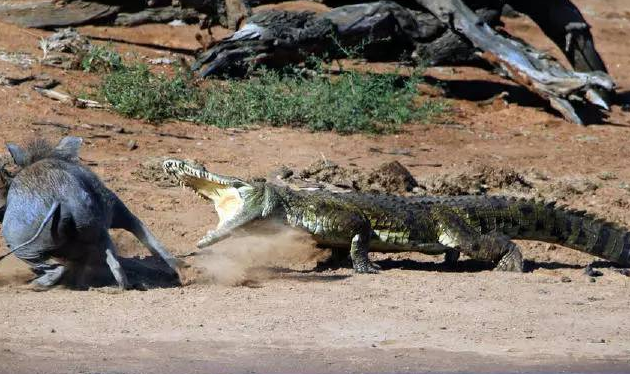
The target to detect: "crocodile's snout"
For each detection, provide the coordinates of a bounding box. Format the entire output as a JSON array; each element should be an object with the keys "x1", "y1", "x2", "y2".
[
  {"x1": 163, "y1": 159, "x2": 207, "y2": 179},
  {"x1": 162, "y1": 158, "x2": 255, "y2": 248}
]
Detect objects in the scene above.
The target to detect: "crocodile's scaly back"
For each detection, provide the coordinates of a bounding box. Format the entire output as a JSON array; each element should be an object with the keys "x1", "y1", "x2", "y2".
[{"x1": 411, "y1": 195, "x2": 630, "y2": 265}]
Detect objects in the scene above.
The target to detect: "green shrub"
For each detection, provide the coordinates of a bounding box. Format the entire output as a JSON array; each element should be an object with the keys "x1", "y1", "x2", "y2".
[
  {"x1": 100, "y1": 59, "x2": 446, "y2": 134},
  {"x1": 81, "y1": 44, "x2": 124, "y2": 73},
  {"x1": 102, "y1": 64, "x2": 200, "y2": 122}
]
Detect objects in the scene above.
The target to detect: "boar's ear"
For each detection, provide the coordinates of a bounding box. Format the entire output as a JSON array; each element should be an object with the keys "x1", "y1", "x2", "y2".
[
  {"x1": 55, "y1": 136, "x2": 83, "y2": 157},
  {"x1": 6, "y1": 143, "x2": 27, "y2": 167}
]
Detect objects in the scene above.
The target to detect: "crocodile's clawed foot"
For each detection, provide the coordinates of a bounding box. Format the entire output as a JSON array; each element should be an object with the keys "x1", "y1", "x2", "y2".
[
  {"x1": 494, "y1": 247, "x2": 524, "y2": 272},
  {"x1": 354, "y1": 262, "x2": 380, "y2": 274}
]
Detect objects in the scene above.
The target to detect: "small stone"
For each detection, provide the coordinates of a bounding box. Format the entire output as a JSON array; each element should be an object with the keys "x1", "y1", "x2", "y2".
[
  {"x1": 560, "y1": 276, "x2": 572, "y2": 283},
  {"x1": 575, "y1": 135, "x2": 599, "y2": 143},
  {"x1": 127, "y1": 140, "x2": 138, "y2": 151},
  {"x1": 148, "y1": 57, "x2": 174, "y2": 65},
  {"x1": 589, "y1": 277, "x2": 597, "y2": 283},
  {"x1": 587, "y1": 338, "x2": 606, "y2": 343},
  {"x1": 597, "y1": 171, "x2": 617, "y2": 181},
  {"x1": 276, "y1": 166, "x2": 293, "y2": 179},
  {"x1": 50, "y1": 328, "x2": 56, "y2": 333},
  {"x1": 33, "y1": 77, "x2": 59, "y2": 90}
]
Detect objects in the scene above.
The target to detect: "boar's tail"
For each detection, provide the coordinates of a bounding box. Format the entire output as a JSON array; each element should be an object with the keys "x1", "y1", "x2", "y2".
[{"x1": 0, "y1": 201, "x2": 60, "y2": 262}]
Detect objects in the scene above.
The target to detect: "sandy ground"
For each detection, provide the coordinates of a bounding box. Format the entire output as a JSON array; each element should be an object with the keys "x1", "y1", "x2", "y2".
[{"x1": 0, "y1": 0, "x2": 630, "y2": 373}]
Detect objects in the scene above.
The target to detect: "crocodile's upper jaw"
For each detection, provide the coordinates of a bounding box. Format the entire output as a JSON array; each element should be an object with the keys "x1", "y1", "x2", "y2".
[{"x1": 162, "y1": 159, "x2": 251, "y2": 230}]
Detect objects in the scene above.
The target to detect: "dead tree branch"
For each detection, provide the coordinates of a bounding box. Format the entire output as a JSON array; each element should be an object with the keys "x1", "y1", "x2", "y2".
[{"x1": 193, "y1": 0, "x2": 615, "y2": 124}]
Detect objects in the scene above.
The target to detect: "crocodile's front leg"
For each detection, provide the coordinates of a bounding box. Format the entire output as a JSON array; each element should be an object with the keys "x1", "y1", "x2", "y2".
[
  {"x1": 431, "y1": 206, "x2": 524, "y2": 272},
  {"x1": 287, "y1": 198, "x2": 380, "y2": 274},
  {"x1": 197, "y1": 210, "x2": 262, "y2": 248}
]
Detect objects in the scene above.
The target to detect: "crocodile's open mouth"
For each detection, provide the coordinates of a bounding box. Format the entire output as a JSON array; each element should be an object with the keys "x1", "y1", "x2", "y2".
[{"x1": 163, "y1": 159, "x2": 248, "y2": 232}]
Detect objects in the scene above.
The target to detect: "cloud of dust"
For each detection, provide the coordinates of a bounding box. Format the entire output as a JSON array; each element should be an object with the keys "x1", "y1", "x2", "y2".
[
  {"x1": 0, "y1": 255, "x2": 33, "y2": 286},
  {"x1": 189, "y1": 225, "x2": 330, "y2": 286}
]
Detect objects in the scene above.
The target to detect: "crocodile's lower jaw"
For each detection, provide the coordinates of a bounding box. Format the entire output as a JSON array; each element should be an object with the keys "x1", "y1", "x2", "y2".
[{"x1": 163, "y1": 158, "x2": 248, "y2": 247}]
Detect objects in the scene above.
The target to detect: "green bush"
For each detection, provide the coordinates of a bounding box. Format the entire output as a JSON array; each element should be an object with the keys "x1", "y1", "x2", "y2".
[
  {"x1": 100, "y1": 60, "x2": 446, "y2": 134},
  {"x1": 102, "y1": 64, "x2": 200, "y2": 122},
  {"x1": 81, "y1": 44, "x2": 124, "y2": 73}
]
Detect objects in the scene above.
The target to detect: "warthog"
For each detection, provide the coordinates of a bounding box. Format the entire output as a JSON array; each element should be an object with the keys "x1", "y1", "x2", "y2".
[{"x1": 1, "y1": 136, "x2": 183, "y2": 290}]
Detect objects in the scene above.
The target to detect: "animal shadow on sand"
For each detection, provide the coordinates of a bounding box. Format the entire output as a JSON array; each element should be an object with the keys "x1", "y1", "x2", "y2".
[
  {"x1": 376, "y1": 259, "x2": 621, "y2": 273},
  {"x1": 250, "y1": 266, "x2": 352, "y2": 283},
  {"x1": 424, "y1": 76, "x2": 613, "y2": 125},
  {"x1": 310, "y1": 250, "x2": 607, "y2": 274},
  {"x1": 57, "y1": 255, "x2": 181, "y2": 291}
]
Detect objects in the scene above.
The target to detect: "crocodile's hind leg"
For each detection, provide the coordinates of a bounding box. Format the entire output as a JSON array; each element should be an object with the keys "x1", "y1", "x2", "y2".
[
  {"x1": 467, "y1": 234, "x2": 524, "y2": 272},
  {"x1": 21, "y1": 258, "x2": 67, "y2": 291},
  {"x1": 350, "y1": 226, "x2": 380, "y2": 274},
  {"x1": 432, "y1": 206, "x2": 524, "y2": 272}
]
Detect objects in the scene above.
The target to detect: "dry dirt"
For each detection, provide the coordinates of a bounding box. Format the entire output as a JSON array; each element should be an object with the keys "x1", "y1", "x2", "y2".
[{"x1": 1, "y1": 1, "x2": 630, "y2": 373}]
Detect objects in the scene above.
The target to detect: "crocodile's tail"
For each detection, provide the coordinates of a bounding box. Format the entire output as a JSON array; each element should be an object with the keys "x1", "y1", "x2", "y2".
[
  {"x1": 428, "y1": 195, "x2": 630, "y2": 265},
  {"x1": 506, "y1": 198, "x2": 630, "y2": 266}
]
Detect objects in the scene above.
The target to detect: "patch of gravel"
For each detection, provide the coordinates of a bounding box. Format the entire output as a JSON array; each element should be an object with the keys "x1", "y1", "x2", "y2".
[
  {"x1": 132, "y1": 156, "x2": 179, "y2": 187},
  {"x1": 298, "y1": 159, "x2": 418, "y2": 194},
  {"x1": 536, "y1": 177, "x2": 599, "y2": 200},
  {"x1": 417, "y1": 165, "x2": 532, "y2": 195}
]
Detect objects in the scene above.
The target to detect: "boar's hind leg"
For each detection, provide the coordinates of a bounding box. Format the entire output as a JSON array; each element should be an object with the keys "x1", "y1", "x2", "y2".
[
  {"x1": 103, "y1": 234, "x2": 128, "y2": 290},
  {"x1": 111, "y1": 197, "x2": 183, "y2": 276},
  {"x1": 24, "y1": 260, "x2": 66, "y2": 290}
]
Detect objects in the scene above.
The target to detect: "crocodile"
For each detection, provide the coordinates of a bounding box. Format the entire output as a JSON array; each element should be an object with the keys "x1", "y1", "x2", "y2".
[{"x1": 163, "y1": 158, "x2": 630, "y2": 273}]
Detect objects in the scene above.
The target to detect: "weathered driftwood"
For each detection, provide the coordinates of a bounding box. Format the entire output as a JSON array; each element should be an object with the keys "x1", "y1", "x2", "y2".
[
  {"x1": 415, "y1": 0, "x2": 613, "y2": 124},
  {"x1": 0, "y1": 1, "x2": 120, "y2": 28},
  {"x1": 34, "y1": 87, "x2": 106, "y2": 109},
  {"x1": 114, "y1": 7, "x2": 202, "y2": 26},
  {"x1": 0, "y1": 0, "x2": 613, "y2": 123},
  {"x1": 193, "y1": 2, "x2": 482, "y2": 76},
  {"x1": 193, "y1": 0, "x2": 614, "y2": 124},
  {"x1": 505, "y1": 0, "x2": 607, "y2": 74},
  {"x1": 0, "y1": 0, "x2": 245, "y2": 30}
]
